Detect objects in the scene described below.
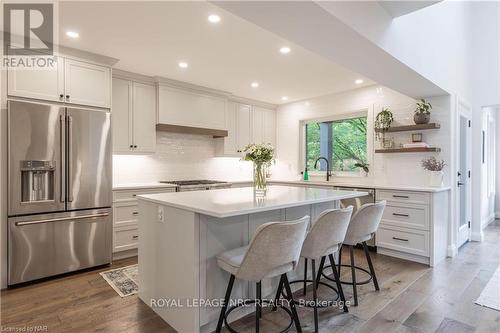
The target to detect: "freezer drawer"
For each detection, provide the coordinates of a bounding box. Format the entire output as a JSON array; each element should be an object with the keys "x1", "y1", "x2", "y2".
[{"x1": 8, "y1": 209, "x2": 112, "y2": 285}]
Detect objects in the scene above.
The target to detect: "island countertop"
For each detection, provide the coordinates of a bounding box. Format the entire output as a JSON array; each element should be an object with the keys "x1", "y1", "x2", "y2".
[{"x1": 138, "y1": 185, "x2": 367, "y2": 218}]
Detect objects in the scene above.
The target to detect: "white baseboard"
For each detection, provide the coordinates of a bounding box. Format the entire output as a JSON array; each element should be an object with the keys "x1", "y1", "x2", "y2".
[
  {"x1": 482, "y1": 213, "x2": 496, "y2": 229},
  {"x1": 447, "y1": 244, "x2": 458, "y2": 258},
  {"x1": 471, "y1": 231, "x2": 484, "y2": 242}
]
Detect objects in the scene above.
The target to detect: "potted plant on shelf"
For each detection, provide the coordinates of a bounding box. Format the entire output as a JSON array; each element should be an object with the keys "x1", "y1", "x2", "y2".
[
  {"x1": 242, "y1": 143, "x2": 275, "y2": 195},
  {"x1": 375, "y1": 107, "x2": 394, "y2": 140},
  {"x1": 421, "y1": 156, "x2": 446, "y2": 187},
  {"x1": 414, "y1": 99, "x2": 432, "y2": 124}
]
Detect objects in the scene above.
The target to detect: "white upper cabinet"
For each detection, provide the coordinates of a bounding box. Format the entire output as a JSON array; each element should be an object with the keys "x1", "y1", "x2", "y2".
[
  {"x1": 112, "y1": 77, "x2": 132, "y2": 153},
  {"x1": 252, "y1": 106, "x2": 276, "y2": 147},
  {"x1": 64, "y1": 59, "x2": 111, "y2": 108},
  {"x1": 132, "y1": 82, "x2": 156, "y2": 153},
  {"x1": 236, "y1": 104, "x2": 252, "y2": 152},
  {"x1": 157, "y1": 85, "x2": 226, "y2": 130},
  {"x1": 215, "y1": 103, "x2": 276, "y2": 156},
  {"x1": 7, "y1": 56, "x2": 64, "y2": 102},
  {"x1": 7, "y1": 56, "x2": 111, "y2": 108},
  {"x1": 112, "y1": 77, "x2": 156, "y2": 154}
]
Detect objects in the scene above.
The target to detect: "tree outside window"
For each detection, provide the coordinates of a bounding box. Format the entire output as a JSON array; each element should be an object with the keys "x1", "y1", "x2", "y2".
[{"x1": 305, "y1": 116, "x2": 367, "y2": 172}]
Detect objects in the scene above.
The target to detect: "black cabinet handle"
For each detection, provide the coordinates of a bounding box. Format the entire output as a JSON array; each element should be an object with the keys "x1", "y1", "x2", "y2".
[
  {"x1": 134, "y1": 145, "x2": 138, "y2": 148},
  {"x1": 132, "y1": 235, "x2": 138, "y2": 239},
  {"x1": 65, "y1": 95, "x2": 70, "y2": 100},
  {"x1": 132, "y1": 194, "x2": 137, "y2": 197},
  {"x1": 130, "y1": 145, "x2": 133, "y2": 148},
  {"x1": 59, "y1": 94, "x2": 64, "y2": 99},
  {"x1": 132, "y1": 211, "x2": 139, "y2": 216},
  {"x1": 392, "y1": 237, "x2": 409, "y2": 242},
  {"x1": 393, "y1": 195, "x2": 409, "y2": 199},
  {"x1": 393, "y1": 213, "x2": 409, "y2": 217}
]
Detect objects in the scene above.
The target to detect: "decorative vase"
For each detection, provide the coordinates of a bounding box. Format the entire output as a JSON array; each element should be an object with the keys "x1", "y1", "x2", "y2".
[
  {"x1": 253, "y1": 162, "x2": 267, "y2": 195},
  {"x1": 429, "y1": 171, "x2": 444, "y2": 187},
  {"x1": 414, "y1": 113, "x2": 430, "y2": 124}
]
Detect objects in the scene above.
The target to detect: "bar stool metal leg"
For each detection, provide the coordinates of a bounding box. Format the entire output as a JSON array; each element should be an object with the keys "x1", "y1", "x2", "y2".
[
  {"x1": 256, "y1": 281, "x2": 261, "y2": 333},
  {"x1": 328, "y1": 254, "x2": 348, "y2": 313},
  {"x1": 216, "y1": 274, "x2": 235, "y2": 333},
  {"x1": 338, "y1": 246, "x2": 342, "y2": 276},
  {"x1": 311, "y1": 259, "x2": 318, "y2": 333},
  {"x1": 282, "y1": 273, "x2": 303, "y2": 333},
  {"x1": 362, "y1": 241, "x2": 379, "y2": 291},
  {"x1": 272, "y1": 275, "x2": 284, "y2": 311},
  {"x1": 303, "y1": 258, "x2": 308, "y2": 296},
  {"x1": 315, "y1": 256, "x2": 326, "y2": 290},
  {"x1": 349, "y1": 246, "x2": 358, "y2": 306}
]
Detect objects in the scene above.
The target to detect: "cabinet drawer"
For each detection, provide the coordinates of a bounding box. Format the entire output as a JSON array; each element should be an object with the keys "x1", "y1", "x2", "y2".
[
  {"x1": 381, "y1": 203, "x2": 429, "y2": 230},
  {"x1": 113, "y1": 204, "x2": 139, "y2": 227},
  {"x1": 376, "y1": 226, "x2": 429, "y2": 257},
  {"x1": 113, "y1": 188, "x2": 175, "y2": 202},
  {"x1": 114, "y1": 226, "x2": 139, "y2": 252},
  {"x1": 377, "y1": 190, "x2": 430, "y2": 205}
]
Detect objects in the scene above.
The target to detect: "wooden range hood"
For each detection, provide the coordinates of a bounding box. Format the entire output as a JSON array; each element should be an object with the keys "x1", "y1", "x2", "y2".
[{"x1": 156, "y1": 123, "x2": 228, "y2": 138}]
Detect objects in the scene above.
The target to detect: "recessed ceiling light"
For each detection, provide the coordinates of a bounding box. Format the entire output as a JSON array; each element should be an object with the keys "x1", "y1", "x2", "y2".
[
  {"x1": 281, "y1": 96, "x2": 289, "y2": 101},
  {"x1": 66, "y1": 31, "x2": 79, "y2": 38},
  {"x1": 355, "y1": 79, "x2": 364, "y2": 84},
  {"x1": 208, "y1": 14, "x2": 221, "y2": 23},
  {"x1": 280, "y1": 47, "x2": 291, "y2": 54},
  {"x1": 251, "y1": 82, "x2": 259, "y2": 88},
  {"x1": 178, "y1": 62, "x2": 188, "y2": 69}
]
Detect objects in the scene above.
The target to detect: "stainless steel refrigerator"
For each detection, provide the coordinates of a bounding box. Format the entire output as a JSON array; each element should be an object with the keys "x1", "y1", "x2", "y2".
[{"x1": 7, "y1": 100, "x2": 112, "y2": 285}]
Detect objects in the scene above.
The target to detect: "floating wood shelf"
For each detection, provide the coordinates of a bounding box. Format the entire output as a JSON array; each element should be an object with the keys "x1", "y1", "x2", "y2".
[
  {"x1": 375, "y1": 147, "x2": 441, "y2": 153},
  {"x1": 375, "y1": 123, "x2": 440, "y2": 133}
]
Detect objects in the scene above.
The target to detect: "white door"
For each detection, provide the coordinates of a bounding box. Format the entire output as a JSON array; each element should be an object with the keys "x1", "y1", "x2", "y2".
[
  {"x1": 112, "y1": 77, "x2": 133, "y2": 153},
  {"x1": 457, "y1": 104, "x2": 472, "y2": 248},
  {"x1": 236, "y1": 104, "x2": 252, "y2": 153},
  {"x1": 132, "y1": 82, "x2": 156, "y2": 153},
  {"x1": 7, "y1": 56, "x2": 64, "y2": 102},
  {"x1": 64, "y1": 59, "x2": 111, "y2": 108}
]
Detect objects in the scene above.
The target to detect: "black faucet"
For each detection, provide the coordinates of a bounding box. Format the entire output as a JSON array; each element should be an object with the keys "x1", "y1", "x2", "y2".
[{"x1": 314, "y1": 157, "x2": 332, "y2": 181}]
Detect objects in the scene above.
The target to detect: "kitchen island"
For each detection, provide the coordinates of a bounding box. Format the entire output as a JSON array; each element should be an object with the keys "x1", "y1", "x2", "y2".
[{"x1": 137, "y1": 185, "x2": 366, "y2": 333}]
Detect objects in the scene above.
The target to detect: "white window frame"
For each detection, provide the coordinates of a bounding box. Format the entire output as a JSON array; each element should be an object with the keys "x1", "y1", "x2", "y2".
[{"x1": 299, "y1": 109, "x2": 370, "y2": 178}]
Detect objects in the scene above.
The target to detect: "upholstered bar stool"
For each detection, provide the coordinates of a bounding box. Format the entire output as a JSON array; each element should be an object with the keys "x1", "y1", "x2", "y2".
[
  {"x1": 215, "y1": 216, "x2": 309, "y2": 333},
  {"x1": 273, "y1": 207, "x2": 353, "y2": 333},
  {"x1": 321, "y1": 201, "x2": 386, "y2": 306}
]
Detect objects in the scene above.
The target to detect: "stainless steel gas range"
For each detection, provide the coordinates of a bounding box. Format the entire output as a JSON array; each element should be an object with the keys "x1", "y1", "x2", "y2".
[{"x1": 159, "y1": 180, "x2": 232, "y2": 192}]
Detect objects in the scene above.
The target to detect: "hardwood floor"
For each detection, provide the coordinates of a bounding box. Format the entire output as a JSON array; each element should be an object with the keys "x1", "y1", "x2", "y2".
[{"x1": 2, "y1": 220, "x2": 499, "y2": 332}]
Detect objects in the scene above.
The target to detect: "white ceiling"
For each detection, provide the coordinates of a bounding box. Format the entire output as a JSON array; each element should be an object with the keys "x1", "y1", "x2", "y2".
[
  {"x1": 59, "y1": 1, "x2": 373, "y2": 105},
  {"x1": 378, "y1": 1, "x2": 441, "y2": 18}
]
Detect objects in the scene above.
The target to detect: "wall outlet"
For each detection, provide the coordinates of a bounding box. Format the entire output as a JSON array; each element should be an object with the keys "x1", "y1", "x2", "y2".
[{"x1": 157, "y1": 206, "x2": 165, "y2": 222}]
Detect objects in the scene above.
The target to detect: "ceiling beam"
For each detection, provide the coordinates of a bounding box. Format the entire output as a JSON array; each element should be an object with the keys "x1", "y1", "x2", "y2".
[{"x1": 213, "y1": 1, "x2": 447, "y2": 99}]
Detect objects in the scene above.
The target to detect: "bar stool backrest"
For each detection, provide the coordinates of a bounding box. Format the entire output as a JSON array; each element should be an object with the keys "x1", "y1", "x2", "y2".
[
  {"x1": 344, "y1": 201, "x2": 386, "y2": 246},
  {"x1": 300, "y1": 206, "x2": 353, "y2": 260},
  {"x1": 236, "y1": 216, "x2": 309, "y2": 282}
]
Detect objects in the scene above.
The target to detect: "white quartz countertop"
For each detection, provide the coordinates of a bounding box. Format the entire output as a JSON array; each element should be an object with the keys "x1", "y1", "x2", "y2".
[
  {"x1": 113, "y1": 182, "x2": 178, "y2": 191},
  {"x1": 138, "y1": 185, "x2": 367, "y2": 218}
]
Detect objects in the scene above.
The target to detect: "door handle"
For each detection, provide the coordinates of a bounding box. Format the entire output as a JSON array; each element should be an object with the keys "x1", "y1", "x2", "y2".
[
  {"x1": 392, "y1": 213, "x2": 409, "y2": 217},
  {"x1": 15, "y1": 212, "x2": 109, "y2": 226},
  {"x1": 67, "y1": 115, "x2": 74, "y2": 202},
  {"x1": 392, "y1": 237, "x2": 409, "y2": 242},
  {"x1": 60, "y1": 114, "x2": 65, "y2": 203},
  {"x1": 457, "y1": 182, "x2": 465, "y2": 187},
  {"x1": 392, "y1": 195, "x2": 409, "y2": 199}
]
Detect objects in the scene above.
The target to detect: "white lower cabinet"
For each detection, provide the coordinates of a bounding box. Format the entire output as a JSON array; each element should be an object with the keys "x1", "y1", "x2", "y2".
[
  {"x1": 112, "y1": 187, "x2": 175, "y2": 256},
  {"x1": 376, "y1": 189, "x2": 449, "y2": 266}
]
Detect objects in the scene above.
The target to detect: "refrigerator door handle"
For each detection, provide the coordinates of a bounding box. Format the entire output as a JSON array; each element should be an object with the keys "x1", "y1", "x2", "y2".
[
  {"x1": 15, "y1": 212, "x2": 109, "y2": 226},
  {"x1": 59, "y1": 114, "x2": 65, "y2": 203},
  {"x1": 67, "y1": 115, "x2": 74, "y2": 202}
]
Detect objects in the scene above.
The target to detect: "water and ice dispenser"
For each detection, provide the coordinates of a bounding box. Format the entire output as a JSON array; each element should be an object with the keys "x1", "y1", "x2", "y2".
[{"x1": 20, "y1": 160, "x2": 55, "y2": 203}]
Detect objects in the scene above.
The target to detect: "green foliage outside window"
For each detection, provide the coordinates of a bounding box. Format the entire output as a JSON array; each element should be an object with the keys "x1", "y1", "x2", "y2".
[{"x1": 305, "y1": 117, "x2": 367, "y2": 172}]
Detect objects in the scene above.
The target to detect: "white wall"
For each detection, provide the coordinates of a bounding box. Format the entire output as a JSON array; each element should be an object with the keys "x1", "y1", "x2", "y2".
[
  {"x1": 113, "y1": 131, "x2": 253, "y2": 184},
  {"x1": 496, "y1": 113, "x2": 500, "y2": 218},
  {"x1": 273, "y1": 84, "x2": 452, "y2": 188},
  {"x1": 481, "y1": 107, "x2": 498, "y2": 227}
]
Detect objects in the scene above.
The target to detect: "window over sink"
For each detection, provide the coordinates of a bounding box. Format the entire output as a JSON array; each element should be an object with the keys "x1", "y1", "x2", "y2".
[{"x1": 302, "y1": 112, "x2": 368, "y2": 176}]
